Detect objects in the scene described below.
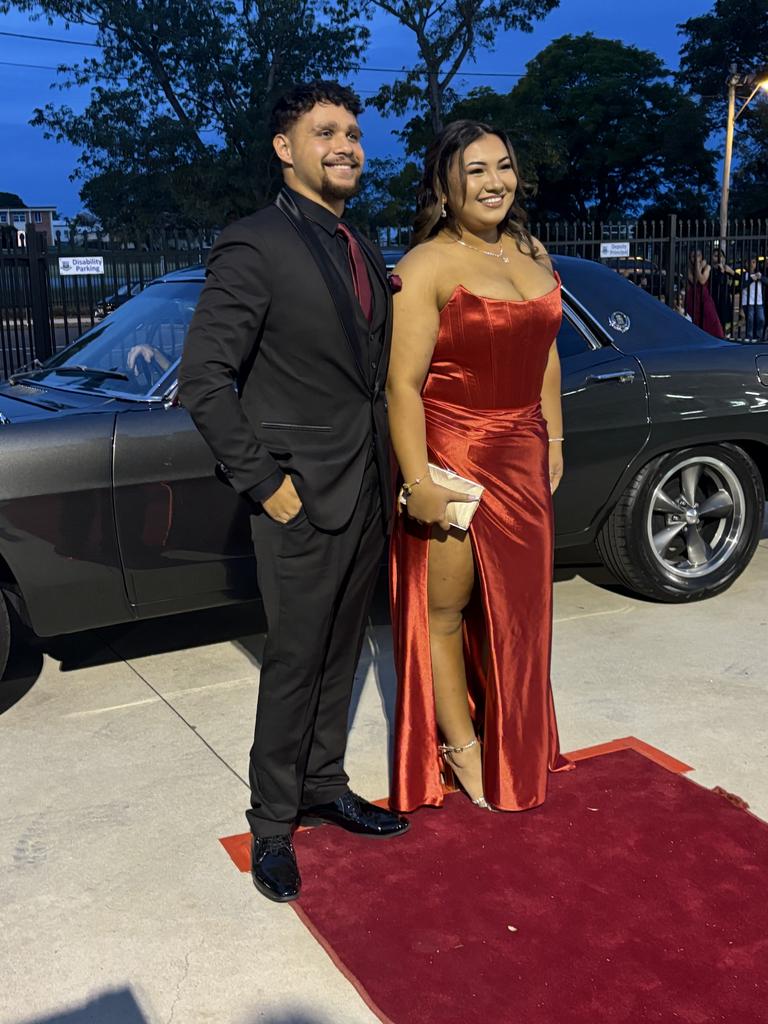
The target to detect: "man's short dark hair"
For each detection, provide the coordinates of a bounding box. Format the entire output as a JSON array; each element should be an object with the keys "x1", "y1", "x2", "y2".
[{"x1": 270, "y1": 81, "x2": 363, "y2": 137}]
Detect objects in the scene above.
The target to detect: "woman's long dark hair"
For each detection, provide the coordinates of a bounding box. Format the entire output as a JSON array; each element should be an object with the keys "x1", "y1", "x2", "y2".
[{"x1": 411, "y1": 120, "x2": 539, "y2": 259}]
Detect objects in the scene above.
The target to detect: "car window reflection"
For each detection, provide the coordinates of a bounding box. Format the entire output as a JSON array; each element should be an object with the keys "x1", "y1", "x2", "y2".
[{"x1": 19, "y1": 281, "x2": 203, "y2": 400}]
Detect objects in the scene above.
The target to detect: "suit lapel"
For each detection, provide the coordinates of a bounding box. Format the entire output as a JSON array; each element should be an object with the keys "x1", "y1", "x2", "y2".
[{"x1": 274, "y1": 189, "x2": 366, "y2": 382}]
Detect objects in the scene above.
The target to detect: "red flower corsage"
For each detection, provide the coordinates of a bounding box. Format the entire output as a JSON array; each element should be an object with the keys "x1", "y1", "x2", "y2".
[{"x1": 388, "y1": 273, "x2": 403, "y2": 294}]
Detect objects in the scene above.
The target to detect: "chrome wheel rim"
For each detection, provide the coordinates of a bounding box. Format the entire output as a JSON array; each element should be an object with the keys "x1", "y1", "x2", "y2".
[{"x1": 646, "y1": 455, "x2": 746, "y2": 581}]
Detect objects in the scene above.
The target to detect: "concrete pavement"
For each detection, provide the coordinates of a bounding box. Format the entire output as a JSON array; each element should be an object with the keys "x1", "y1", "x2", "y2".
[{"x1": 2, "y1": 529, "x2": 767, "y2": 1024}]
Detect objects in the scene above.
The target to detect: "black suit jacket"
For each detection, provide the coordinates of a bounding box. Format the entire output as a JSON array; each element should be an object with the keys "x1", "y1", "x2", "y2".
[{"x1": 178, "y1": 188, "x2": 393, "y2": 532}]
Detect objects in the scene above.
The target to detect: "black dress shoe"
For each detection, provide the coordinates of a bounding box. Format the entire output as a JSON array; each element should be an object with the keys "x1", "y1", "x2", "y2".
[
  {"x1": 301, "y1": 792, "x2": 410, "y2": 838},
  {"x1": 250, "y1": 834, "x2": 301, "y2": 902}
]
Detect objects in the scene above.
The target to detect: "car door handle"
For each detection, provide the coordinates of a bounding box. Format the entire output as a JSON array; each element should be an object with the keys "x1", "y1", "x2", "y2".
[{"x1": 585, "y1": 370, "x2": 636, "y2": 386}]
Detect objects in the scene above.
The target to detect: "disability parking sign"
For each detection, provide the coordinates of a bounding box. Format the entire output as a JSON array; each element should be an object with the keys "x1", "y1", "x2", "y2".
[{"x1": 58, "y1": 256, "x2": 105, "y2": 276}]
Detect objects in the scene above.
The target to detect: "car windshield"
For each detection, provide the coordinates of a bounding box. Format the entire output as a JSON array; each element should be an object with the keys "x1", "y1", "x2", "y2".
[{"x1": 13, "y1": 280, "x2": 203, "y2": 399}]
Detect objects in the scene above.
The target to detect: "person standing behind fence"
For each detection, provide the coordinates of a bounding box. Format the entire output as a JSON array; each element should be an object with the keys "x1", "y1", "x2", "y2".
[
  {"x1": 684, "y1": 250, "x2": 724, "y2": 339},
  {"x1": 740, "y1": 256, "x2": 765, "y2": 342},
  {"x1": 710, "y1": 249, "x2": 736, "y2": 334}
]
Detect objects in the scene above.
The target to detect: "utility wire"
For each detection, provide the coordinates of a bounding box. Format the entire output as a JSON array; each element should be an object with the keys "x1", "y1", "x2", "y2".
[
  {"x1": 0, "y1": 29, "x2": 99, "y2": 46},
  {"x1": 351, "y1": 65, "x2": 525, "y2": 78},
  {"x1": 0, "y1": 58, "x2": 499, "y2": 94},
  {"x1": 0, "y1": 59, "x2": 61, "y2": 70},
  {"x1": 0, "y1": 28, "x2": 527, "y2": 78}
]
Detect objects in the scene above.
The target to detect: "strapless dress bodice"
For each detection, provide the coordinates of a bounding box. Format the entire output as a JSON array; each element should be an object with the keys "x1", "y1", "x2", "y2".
[{"x1": 422, "y1": 274, "x2": 562, "y2": 410}]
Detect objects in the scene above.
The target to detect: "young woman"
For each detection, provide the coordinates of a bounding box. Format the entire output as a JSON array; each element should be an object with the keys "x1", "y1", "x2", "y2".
[
  {"x1": 684, "y1": 249, "x2": 725, "y2": 339},
  {"x1": 387, "y1": 121, "x2": 572, "y2": 813},
  {"x1": 710, "y1": 248, "x2": 736, "y2": 333}
]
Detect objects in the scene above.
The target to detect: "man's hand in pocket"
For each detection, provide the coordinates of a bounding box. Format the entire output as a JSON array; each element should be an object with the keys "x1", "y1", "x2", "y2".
[{"x1": 262, "y1": 476, "x2": 303, "y2": 524}]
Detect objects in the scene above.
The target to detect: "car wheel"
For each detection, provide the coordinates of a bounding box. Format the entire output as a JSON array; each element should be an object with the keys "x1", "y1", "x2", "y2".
[
  {"x1": 597, "y1": 444, "x2": 765, "y2": 602},
  {"x1": 0, "y1": 590, "x2": 10, "y2": 681}
]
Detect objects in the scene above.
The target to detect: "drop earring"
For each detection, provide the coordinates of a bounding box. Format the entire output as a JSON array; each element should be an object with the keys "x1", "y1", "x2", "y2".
[{"x1": 440, "y1": 201, "x2": 447, "y2": 219}]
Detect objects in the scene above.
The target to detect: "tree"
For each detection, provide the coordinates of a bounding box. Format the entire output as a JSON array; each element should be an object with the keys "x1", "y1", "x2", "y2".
[
  {"x1": 677, "y1": 0, "x2": 768, "y2": 222},
  {"x1": 365, "y1": 0, "x2": 558, "y2": 135},
  {"x1": 677, "y1": 0, "x2": 768, "y2": 126},
  {"x1": 346, "y1": 157, "x2": 420, "y2": 236},
  {"x1": 420, "y1": 35, "x2": 717, "y2": 221},
  {"x1": 730, "y1": 105, "x2": 768, "y2": 218},
  {"x1": 2, "y1": 0, "x2": 369, "y2": 228}
]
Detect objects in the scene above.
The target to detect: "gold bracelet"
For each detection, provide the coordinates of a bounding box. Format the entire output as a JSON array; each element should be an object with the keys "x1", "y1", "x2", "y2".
[
  {"x1": 401, "y1": 472, "x2": 427, "y2": 498},
  {"x1": 548, "y1": 436, "x2": 564, "y2": 443}
]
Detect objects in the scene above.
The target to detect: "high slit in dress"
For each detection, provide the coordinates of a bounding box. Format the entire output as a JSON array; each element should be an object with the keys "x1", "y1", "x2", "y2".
[{"x1": 390, "y1": 272, "x2": 573, "y2": 812}]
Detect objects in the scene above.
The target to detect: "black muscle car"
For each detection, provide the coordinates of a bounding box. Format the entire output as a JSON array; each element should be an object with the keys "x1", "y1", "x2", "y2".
[{"x1": 1, "y1": 256, "x2": 766, "y2": 681}]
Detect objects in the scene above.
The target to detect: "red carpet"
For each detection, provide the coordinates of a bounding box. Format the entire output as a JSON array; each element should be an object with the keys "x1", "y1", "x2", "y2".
[{"x1": 220, "y1": 740, "x2": 768, "y2": 1022}]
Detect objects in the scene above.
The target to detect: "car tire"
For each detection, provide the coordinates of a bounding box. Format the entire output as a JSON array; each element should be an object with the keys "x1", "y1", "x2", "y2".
[
  {"x1": 597, "y1": 444, "x2": 765, "y2": 603},
  {"x1": 0, "y1": 590, "x2": 10, "y2": 681}
]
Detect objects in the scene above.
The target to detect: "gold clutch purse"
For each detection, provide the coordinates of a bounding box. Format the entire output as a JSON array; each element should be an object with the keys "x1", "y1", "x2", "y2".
[{"x1": 399, "y1": 463, "x2": 484, "y2": 531}]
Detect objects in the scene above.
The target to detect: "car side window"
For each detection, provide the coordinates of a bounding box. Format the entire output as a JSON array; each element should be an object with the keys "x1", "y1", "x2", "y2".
[{"x1": 557, "y1": 314, "x2": 594, "y2": 359}]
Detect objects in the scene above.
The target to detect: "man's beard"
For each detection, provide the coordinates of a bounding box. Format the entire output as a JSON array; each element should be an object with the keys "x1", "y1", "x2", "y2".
[{"x1": 320, "y1": 168, "x2": 361, "y2": 202}]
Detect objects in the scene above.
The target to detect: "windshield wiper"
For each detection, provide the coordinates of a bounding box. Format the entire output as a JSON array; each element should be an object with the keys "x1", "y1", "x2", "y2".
[
  {"x1": 56, "y1": 365, "x2": 130, "y2": 380},
  {"x1": 10, "y1": 365, "x2": 129, "y2": 383},
  {"x1": 9, "y1": 367, "x2": 52, "y2": 383}
]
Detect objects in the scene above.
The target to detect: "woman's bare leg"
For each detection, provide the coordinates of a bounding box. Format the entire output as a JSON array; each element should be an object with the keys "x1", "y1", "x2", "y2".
[{"x1": 428, "y1": 526, "x2": 484, "y2": 801}]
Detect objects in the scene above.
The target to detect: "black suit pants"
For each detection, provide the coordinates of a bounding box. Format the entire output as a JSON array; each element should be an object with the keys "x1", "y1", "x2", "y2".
[{"x1": 246, "y1": 459, "x2": 386, "y2": 836}]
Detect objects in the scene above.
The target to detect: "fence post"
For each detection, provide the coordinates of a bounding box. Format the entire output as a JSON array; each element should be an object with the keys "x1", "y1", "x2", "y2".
[
  {"x1": 28, "y1": 230, "x2": 54, "y2": 361},
  {"x1": 665, "y1": 213, "x2": 677, "y2": 308}
]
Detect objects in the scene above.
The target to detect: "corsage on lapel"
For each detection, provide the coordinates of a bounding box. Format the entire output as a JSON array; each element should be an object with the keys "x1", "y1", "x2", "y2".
[{"x1": 388, "y1": 273, "x2": 403, "y2": 294}]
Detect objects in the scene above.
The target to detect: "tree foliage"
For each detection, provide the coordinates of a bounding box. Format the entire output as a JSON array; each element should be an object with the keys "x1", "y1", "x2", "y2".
[
  {"x1": 677, "y1": 0, "x2": 768, "y2": 221},
  {"x1": 345, "y1": 157, "x2": 420, "y2": 235},
  {"x1": 730, "y1": 105, "x2": 768, "y2": 218},
  {"x1": 677, "y1": 0, "x2": 768, "y2": 122},
  {"x1": 365, "y1": 0, "x2": 558, "y2": 134},
  {"x1": 1, "y1": 0, "x2": 368, "y2": 229},
  {"x1": 412, "y1": 35, "x2": 717, "y2": 221}
]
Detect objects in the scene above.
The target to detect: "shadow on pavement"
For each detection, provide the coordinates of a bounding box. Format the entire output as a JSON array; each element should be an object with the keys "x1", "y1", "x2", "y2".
[
  {"x1": 12, "y1": 988, "x2": 149, "y2": 1023},
  {"x1": 6, "y1": 509, "x2": 766, "y2": 705},
  {"x1": 46, "y1": 600, "x2": 268, "y2": 673}
]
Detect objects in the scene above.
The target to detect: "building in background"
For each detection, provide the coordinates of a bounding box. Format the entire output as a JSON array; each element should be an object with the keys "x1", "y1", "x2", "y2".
[
  {"x1": 51, "y1": 219, "x2": 71, "y2": 243},
  {"x1": 0, "y1": 192, "x2": 57, "y2": 244}
]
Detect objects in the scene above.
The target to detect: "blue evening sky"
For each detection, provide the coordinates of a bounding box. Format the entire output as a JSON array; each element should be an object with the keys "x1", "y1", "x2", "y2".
[{"x1": 1, "y1": 0, "x2": 710, "y2": 216}]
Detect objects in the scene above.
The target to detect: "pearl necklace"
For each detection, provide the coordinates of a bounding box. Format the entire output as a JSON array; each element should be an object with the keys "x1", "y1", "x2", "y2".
[{"x1": 453, "y1": 236, "x2": 510, "y2": 264}]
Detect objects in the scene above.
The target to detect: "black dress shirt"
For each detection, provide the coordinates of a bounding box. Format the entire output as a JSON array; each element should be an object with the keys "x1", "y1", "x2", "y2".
[{"x1": 285, "y1": 188, "x2": 386, "y2": 341}]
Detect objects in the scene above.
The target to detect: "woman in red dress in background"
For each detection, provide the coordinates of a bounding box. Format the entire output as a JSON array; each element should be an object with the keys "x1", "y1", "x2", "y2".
[
  {"x1": 684, "y1": 249, "x2": 725, "y2": 339},
  {"x1": 386, "y1": 121, "x2": 572, "y2": 813}
]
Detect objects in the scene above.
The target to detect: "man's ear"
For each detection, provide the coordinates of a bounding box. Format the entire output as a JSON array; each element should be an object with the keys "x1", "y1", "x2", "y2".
[{"x1": 273, "y1": 133, "x2": 292, "y2": 166}]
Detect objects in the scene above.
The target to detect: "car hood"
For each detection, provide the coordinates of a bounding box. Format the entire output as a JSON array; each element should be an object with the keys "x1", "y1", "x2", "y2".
[{"x1": 0, "y1": 383, "x2": 117, "y2": 423}]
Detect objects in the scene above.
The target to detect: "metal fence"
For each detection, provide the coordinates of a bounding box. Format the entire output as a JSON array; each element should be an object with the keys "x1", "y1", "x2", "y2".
[
  {"x1": 2, "y1": 217, "x2": 767, "y2": 380},
  {"x1": 0, "y1": 228, "x2": 213, "y2": 379},
  {"x1": 532, "y1": 216, "x2": 768, "y2": 339},
  {"x1": 0, "y1": 228, "x2": 52, "y2": 380}
]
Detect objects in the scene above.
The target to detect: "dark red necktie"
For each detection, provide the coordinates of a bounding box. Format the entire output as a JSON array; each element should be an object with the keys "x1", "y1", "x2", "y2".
[{"x1": 336, "y1": 222, "x2": 373, "y2": 323}]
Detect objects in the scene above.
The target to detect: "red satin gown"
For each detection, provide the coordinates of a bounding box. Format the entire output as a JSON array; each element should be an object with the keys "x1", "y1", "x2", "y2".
[{"x1": 390, "y1": 272, "x2": 573, "y2": 812}]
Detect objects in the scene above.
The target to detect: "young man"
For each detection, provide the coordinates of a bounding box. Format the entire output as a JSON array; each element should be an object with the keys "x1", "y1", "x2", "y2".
[
  {"x1": 179, "y1": 81, "x2": 408, "y2": 903},
  {"x1": 741, "y1": 256, "x2": 765, "y2": 341}
]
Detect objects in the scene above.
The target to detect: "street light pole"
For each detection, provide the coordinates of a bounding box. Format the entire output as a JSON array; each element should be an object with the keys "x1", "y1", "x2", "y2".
[
  {"x1": 719, "y1": 66, "x2": 768, "y2": 241},
  {"x1": 719, "y1": 65, "x2": 737, "y2": 241}
]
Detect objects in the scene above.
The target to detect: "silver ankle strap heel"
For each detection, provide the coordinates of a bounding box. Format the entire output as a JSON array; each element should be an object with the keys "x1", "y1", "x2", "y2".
[{"x1": 438, "y1": 738, "x2": 493, "y2": 810}]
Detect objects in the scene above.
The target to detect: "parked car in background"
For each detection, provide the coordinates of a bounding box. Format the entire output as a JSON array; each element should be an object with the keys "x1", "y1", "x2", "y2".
[
  {"x1": 600, "y1": 255, "x2": 671, "y2": 298},
  {"x1": 380, "y1": 246, "x2": 407, "y2": 270},
  {"x1": 93, "y1": 281, "x2": 143, "y2": 320},
  {"x1": 1, "y1": 256, "x2": 767, "y2": 680}
]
